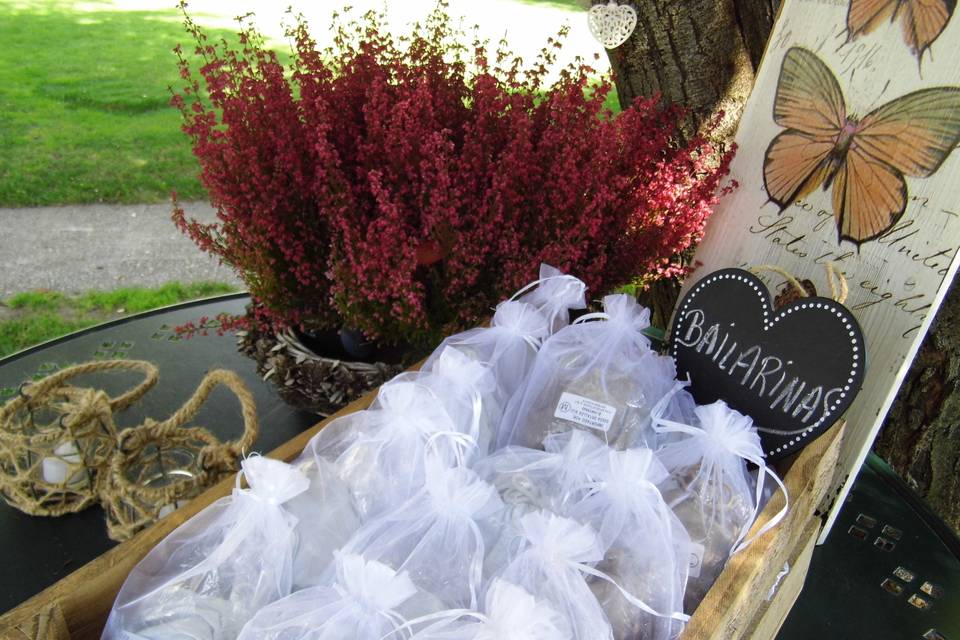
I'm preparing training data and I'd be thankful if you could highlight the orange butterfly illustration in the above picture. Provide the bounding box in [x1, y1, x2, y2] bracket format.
[763, 47, 960, 245]
[846, 0, 955, 66]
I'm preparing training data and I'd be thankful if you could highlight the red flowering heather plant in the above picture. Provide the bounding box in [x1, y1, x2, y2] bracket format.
[172, 2, 734, 349]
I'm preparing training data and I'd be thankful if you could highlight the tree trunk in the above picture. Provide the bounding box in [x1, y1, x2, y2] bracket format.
[596, 0, 781, 322]
[597, 0, 779, 138]
[600, 0, 960, 535]
[873, 280, 960, 534]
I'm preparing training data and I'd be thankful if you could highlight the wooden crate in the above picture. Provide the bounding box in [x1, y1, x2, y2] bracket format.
[0, 377, 844, 640]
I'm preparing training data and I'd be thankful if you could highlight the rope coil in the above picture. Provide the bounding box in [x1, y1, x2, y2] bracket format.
[0, 362, 259, 540]
[0, 360, 158, 516]
[101, 369, 258, 541]
[749, 262, 848, 304]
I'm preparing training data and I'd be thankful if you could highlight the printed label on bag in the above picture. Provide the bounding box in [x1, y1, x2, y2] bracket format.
[687, 542, 705, 578]
[554, 392, 617, 432]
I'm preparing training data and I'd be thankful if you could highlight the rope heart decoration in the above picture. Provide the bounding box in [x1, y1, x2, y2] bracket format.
[588, 1, 637, 49]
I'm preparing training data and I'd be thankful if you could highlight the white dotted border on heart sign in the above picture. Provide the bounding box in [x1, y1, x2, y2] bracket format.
[670, 270, 862, 457]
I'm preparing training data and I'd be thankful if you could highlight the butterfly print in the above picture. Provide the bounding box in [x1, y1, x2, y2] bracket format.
[846, 0, 955, 67]
[763, 47, 960, 245]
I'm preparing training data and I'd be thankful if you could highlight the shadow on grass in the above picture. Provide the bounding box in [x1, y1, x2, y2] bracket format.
[0, 4, 253, 206]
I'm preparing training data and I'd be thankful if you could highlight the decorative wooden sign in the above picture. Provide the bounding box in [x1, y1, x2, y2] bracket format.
[670, 268, 865, 459]
[680, 0, 960, 538]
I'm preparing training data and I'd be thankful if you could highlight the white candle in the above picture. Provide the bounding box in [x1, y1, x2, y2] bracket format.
[41, 441, 88, 487]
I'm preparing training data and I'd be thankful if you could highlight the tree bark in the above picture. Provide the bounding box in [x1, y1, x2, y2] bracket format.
[597, 0, 779, 138]
[873, 280, 960, 534]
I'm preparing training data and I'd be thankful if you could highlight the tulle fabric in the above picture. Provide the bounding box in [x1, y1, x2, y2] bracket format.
[567, 448, 690, 640]
[404, 347, 501, 459]
[475, 430, 609, 515]
[285, 456, 363, 590]
[486, 510, 615, 640]
[496, 294, 694, 450]
[340, 463, 504, 610]
[303, 380, 465, 521]
[406, 579, 573, 640]
[102, 456, 310, 640]
[512, 263, 587, 334]
[237, 552, 430, 640]
[655, 401, 763, 611]
[422, 300, 549, 404]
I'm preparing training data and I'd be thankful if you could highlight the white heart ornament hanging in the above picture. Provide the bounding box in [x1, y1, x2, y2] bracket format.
[588, 1, 637, 49]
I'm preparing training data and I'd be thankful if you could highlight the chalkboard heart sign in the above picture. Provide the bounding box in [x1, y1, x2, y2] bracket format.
[669, 268, 865, 460]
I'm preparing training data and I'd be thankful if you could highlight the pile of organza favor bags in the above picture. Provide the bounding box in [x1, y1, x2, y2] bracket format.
[103, 264, 788, 640]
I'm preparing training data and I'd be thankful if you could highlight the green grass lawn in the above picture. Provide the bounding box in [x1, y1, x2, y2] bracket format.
[0, 282, 238, 357]
[0, 0, 614, 208]
[0, 3, 228, 207]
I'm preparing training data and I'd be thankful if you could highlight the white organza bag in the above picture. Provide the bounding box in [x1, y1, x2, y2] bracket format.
[102, 456, 309, 640]
[422, 300, 549, 402]
[486, 510, 615, 640]
[404, 579, 573, 640]
[396, 347, 500, 459]
[496, 294, 692, 450]
[237, 552, 433, 640]
[511, 263, 588, 334]
[654, 401, 789, 611]
[567, 448, 691, 640]
[305, 380, 466, 521]
[341, 462, 504, 610]
[475, 430, 609, 517]
[285, 456, 363, 590]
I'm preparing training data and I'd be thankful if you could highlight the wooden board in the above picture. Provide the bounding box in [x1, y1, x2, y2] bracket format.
[681, 0, 960, 541]
[745, 517, 819, 639]
[0, 603, 69, 640]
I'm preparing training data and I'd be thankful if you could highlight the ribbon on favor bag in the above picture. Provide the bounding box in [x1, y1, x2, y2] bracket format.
[652, 414, 790, 555]
[424, 465, 502, 610]
[380, 579, 571, 640]
[520, 511, 691, 624]
[333, 552, 419, 634]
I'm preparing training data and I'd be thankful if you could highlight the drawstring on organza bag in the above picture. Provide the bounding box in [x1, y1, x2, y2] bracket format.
[494, 510, 688, 640]
[565, 447, 692, 639]
[332, 554, 418, 629]
[653, 402, 789, 556]
[489, 301, 550, 353]
[522, 511, 689, 622]
[384, 578, 573, 640]
[339, 462, 502, 613]
[237, 552, 422, 640]
[509, 263, 587, 334]
[424, 347, 494, 456]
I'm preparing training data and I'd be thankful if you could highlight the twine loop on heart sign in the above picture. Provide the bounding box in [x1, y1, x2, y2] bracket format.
[749, 262, 848, 305]
[588, 1, 637, 49]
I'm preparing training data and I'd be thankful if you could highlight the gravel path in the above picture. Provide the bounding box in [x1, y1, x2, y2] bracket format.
[0, 202, 242, 298]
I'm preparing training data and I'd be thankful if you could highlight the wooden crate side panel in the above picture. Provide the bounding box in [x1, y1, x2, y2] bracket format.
[0, 390, 380, 640]
[0, 603, 69, 640]
[745, 517, 819, 640]
[681, 420, 844, 638]
[681, 0, 960, 540]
